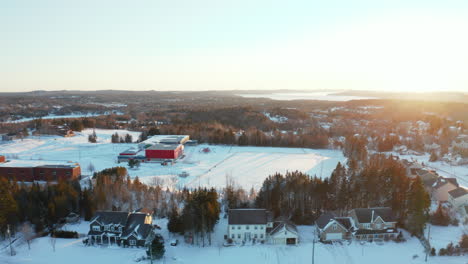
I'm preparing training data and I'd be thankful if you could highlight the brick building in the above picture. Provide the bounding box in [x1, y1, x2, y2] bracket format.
[0, 156, 81, 181]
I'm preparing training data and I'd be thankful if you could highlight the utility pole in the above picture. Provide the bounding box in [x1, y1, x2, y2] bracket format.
[312, 228, 316, 264]
[425, 225, 431, 262]
[7, 224, 14, 256]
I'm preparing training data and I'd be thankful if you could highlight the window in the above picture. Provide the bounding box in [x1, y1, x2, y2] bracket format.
[238, 226, 241, 230]
[238, 234, 241, 239]
[119, 227, 122, 232]
[260, 234, 263, 239]
[52, 171, 57, 176]
[332, 224, 337, 230]
[129, 240, 136, 246]
[92, 226, 100, 231]
[246, 226, 249, 230]
[231, 226, 235, 230]
[254, 234, 257, 238]
[254, 226, 258, 230]
[260, 226, 264, 230]
[231, 234, 235, 239]
[104, 226, 109, 231]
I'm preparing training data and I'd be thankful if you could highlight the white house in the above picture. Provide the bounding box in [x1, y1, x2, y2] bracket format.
[227, 209, 273, 244]
[268, 220, 299, 245]
[448, 187, 468, 217]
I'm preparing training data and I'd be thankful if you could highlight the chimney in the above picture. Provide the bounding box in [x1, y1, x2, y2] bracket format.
[371, 210, 374, 223]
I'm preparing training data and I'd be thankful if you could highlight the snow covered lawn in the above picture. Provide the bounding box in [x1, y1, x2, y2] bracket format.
[1, 218, 464, 264]
[0, 129, 345, 190]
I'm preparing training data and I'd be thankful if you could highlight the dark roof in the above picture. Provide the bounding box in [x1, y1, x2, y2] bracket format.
[91, 211, 128, 226]
[433, 177, 459, 189]
[121, 213, 152, 240]
[448, 187, 468, 199]
[315, 212, 337, 229]
[228, 209, 270, 225]
[352, 207, 396, 223]
[334, 217, 353, 230]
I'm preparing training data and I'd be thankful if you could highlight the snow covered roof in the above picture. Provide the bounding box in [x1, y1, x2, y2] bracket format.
[432, 177, 459, 189]
[0, 159, 80, 168]
[141, 135, 189, 145]
[269, 221, 298, 236]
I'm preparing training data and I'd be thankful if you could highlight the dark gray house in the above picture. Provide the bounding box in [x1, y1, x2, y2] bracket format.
[87, 211, 153, 247]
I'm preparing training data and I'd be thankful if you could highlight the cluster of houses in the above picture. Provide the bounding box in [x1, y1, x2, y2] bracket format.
[225, 207, 399, 245]
[402, 159, 468, 218]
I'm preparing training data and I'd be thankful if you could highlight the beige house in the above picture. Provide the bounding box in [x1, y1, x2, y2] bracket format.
[431, 177, 459, 202]
[448, 187, 468, 216]
[316, 212, 354, 242]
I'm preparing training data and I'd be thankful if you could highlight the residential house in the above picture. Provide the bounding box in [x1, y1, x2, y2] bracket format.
[227, 209, 273, 244]
[268, 217, 299, 245]
[349, 207, 398, 241]
[448, 187, 468, 217]
[316, 212, 354, 242]
[431, 177, 459, 202]
[87, 211, 154, 247]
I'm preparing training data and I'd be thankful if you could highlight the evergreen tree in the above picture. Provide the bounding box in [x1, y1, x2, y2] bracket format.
[147, 234, 165, 260]
[406, 176, 430, 236]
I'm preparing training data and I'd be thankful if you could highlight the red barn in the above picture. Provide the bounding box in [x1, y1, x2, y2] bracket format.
[0, 155, 5, 163]
[145, 144, 184, 160]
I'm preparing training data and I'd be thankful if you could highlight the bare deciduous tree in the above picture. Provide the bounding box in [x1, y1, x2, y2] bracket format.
[20, 222, 35, 250]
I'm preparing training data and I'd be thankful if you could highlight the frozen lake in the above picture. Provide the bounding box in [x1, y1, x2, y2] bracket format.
[237, 92, 377, 101]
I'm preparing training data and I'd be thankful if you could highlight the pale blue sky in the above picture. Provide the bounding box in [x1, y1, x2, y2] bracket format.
[1, 0, 467, 92]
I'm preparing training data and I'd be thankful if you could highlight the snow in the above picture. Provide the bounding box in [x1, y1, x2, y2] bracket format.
[0, 129, 345, 190]
[1, 217, 464, 264]
[263, 112, 288, 123]
[394, 153, 468, 188]
[425, 224, 467, 251]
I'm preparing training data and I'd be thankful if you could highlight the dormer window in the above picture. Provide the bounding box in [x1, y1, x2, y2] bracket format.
[92, 226, 100, 231]
[104, 225, 109, 231]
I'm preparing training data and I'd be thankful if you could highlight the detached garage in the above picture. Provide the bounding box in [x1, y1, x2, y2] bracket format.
[268, 222, 299, 245]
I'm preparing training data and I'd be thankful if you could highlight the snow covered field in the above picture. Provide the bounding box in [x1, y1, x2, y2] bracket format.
[1, 217, 464, 264]
[0, 129, 345, 190]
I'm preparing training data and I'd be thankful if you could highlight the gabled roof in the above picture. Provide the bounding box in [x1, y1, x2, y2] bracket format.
[121, 213, 152, 240]
[91, 211, 128, 226]
[448, 187, 468, 199]
[334, 217, 353, 230]
[315, 212, 337, 229]
[351, 207, 396, 223]
[228, 209, 271, 225]
[269, 221, 298, 236]
[432, 177, 459, 189]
